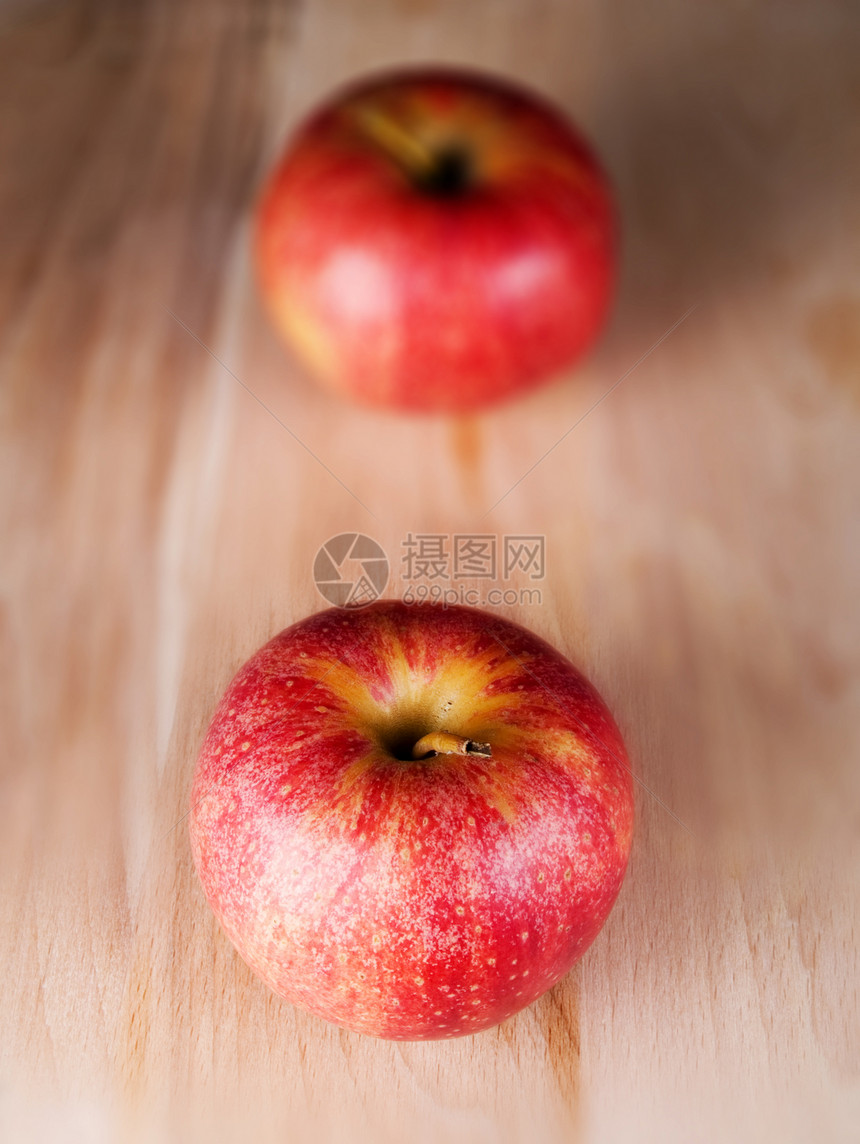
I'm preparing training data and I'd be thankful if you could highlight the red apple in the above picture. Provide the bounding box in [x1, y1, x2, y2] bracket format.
[254, 68, 616, 413]
[190, 601, 633, 1040]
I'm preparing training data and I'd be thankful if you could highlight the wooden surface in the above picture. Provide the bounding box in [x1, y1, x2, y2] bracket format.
[1, 1, 859, 1141]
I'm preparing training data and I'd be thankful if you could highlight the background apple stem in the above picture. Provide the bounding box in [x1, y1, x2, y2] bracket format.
[353, 105, 436, 181]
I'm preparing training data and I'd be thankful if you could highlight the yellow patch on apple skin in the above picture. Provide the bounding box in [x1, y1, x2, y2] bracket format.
[272, 293, 340, 387]
[371, 611, 420, 700]
[280, 615, 610, 833]
[481, 142, 597, 194]
[299, 656, 381, 725]
[479, 779, 518, 825]
[335, 752, 380, 801]
[449, 636, 532, 694]
[300, 621, 532, 734]
[526, 726, 600, 776]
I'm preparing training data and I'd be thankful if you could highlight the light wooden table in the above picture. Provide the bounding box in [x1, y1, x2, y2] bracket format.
[1, 1, 858, 1141]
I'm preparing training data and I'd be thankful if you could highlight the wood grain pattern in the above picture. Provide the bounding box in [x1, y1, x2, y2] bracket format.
[1, 1, 858, 1141]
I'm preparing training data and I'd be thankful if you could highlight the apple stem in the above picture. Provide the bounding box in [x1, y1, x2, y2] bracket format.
[411, 732, 492, 760]
[353, 105, 438, 183]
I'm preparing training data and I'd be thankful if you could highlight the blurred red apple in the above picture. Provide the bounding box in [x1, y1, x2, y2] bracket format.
[190, 601, 633, 1040]
[255, 68, 616, 412]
